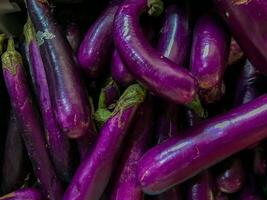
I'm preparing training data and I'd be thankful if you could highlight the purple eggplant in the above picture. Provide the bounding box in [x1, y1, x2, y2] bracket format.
[111, 49, 135, 87]
[78, 0, 123, 77]
[216, 157, 245, 194]
[63, 84, 146, 200]
[1, 38, 63, 200]
[228, 38, 244, 66]
[0, 110, 29, 194]
[190, 14, 230, 103]
[27, 0, 91, 139]
[94, 78, 120, 127]
[0, 188, 43, 200]
[65, 22, 82, 53]
[187, 171, 214, 200]
[23, 17, 73, 182]
[213, 0, 267, 75]
[110, 97, 154, 200]
[114, 0, 203, 111]
[137, 94, 267, 194]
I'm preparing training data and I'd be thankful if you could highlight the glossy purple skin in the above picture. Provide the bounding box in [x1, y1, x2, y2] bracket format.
[213, 0, 267, 74]
[1, 111, 29, 194]
[190, 14, 230, 103]
[27, 29, 73, 182]
[27, 0, 91, 139]
[63, 84, 145, 200]
[66, 23, 82, 53]
[137, 94, 267, 194]
[216, 158, 245, 193]
[114, 0, 198, 104]
[77, 1, 122, 77]
[0, 188, 43, 200]
[157, 5, 191, 66]
[228, 38, 244, 66]
[187, 171, 214, 200]
[111, 49, 135, 87]
[1, 40, 63, 200]
[110, 99, 153, 200]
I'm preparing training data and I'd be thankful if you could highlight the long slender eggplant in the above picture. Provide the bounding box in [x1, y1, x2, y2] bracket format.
[110, 97, 154, 200]
[228, 38, 244, 66]
[27, 0, 91, 138]
[114, 0, 203, 113]
[0, 110, 29, 194]
[190, 14, 230, 103]
[0, 188, 43, 200]
[64, 84, 146, 200]
[94, 78, 120, 127]
[23, 17, 73, 182]
[213, 0, 267, 74]
[111, 49, 135, 87]
[78, 0, 123, 77]
[137, 94, 267, 194]
[1, 38, 63, 200]
[65, 22, 82, 53]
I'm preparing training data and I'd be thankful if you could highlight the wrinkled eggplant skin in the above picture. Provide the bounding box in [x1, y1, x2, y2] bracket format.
[1, 39, 63, 200]
[111, 49, 135, 87]
[64, 84, 145, 200]
[78, 1, 122, 77]
[187, 171, 214, 200]
[157, 5, 191, 66]
[216, 157, 245, 194]
[66, 23, 82, 53]
[213, 0, 267, 75]
[137, 94, 267, 194]
[25, 20, 73, 182]
[114, 0, 198, 104]
[0, 111, 29, 194]
[0, 188, 43, 200]
[110, 98, 154, 200]
[190, 14, 230, 103]
[27, 0, 91, 139]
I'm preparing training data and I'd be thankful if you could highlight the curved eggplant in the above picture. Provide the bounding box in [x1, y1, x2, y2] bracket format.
[190, 14, 230, 103]
[213, 0, 267, 75]
[27, 0, 91, 138]
[63, 84, 146, 200]
[1, 38, 63, 200]
[137, 94, 267, 194]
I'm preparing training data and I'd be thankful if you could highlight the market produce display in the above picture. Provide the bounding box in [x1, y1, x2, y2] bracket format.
[1, 0, 267, 199]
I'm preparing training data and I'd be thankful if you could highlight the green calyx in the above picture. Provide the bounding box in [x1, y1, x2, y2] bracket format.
[23, 16, 36, 44]
[1, 38, 23, 75]
[147, 0, 164, 17]
[0, 33, 6, 55]
[94, 108, 112, 127]
[186, 95, 207, 119]
[112, 84, 146, 116]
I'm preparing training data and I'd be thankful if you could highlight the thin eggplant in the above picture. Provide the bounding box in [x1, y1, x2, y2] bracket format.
[111, 49, 135, 87]
[137, 94, 267, 194]
[63, 84, 146, 200]
[77, 0, 123, 77]
[114, 0, 203, 113]
[1, 38, 63, 200]
[65, 22, 82, 53]
[216, 157, 245, 194]
[213, 0, 267, 75]
[0, 110, 29, 194]
[228, 38, 244, 66]
[23, 17, 73, 182]
[0, 188, 43, 200]
[0, 111, 30, 194]
[110, 97, 154, 200]
[190, 14, 230, 103]
[27, 0, 91, 138]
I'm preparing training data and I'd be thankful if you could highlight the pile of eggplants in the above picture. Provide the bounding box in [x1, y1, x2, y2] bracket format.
[2, 0, 267, 199]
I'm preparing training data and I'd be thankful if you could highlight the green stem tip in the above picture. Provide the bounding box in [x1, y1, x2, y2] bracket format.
[186, 95, 207, 119]
[147, 0, 164, 17]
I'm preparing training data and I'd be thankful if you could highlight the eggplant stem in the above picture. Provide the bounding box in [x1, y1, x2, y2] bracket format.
[186, 96, 207, 119]
[147, 0, 164, 17]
